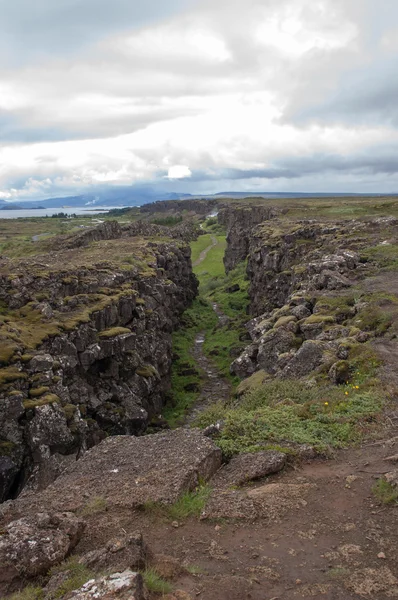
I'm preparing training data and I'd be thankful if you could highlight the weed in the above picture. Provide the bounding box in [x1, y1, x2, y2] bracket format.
[195, 380, 383, 457]
[141, 568, 173, 594]
[372, 479, 398, 504]
[144, 483, 212, 521]
[80, 495, 107, 516]
[49, 557, 95, 598]
[7, 587, 43, 600]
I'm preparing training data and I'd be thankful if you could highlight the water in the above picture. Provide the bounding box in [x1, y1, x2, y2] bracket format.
[0, 207, 115, 219]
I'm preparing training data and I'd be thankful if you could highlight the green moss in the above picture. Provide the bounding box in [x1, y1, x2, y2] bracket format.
[0, 367, 27, 385]
[304, 315, 335, 325]
[0, 440, 16, 456]
[62, 403, 77, 420]
[23, 394, 60, 410]
[136, 298, 146, 305]
[136, 365, 159, 378]
[20, 354, 34, 363]
[237, 370, 268, 396]
[274, 315, 297, 328]
[28, 386, 50, 398]
[0, 342, 19, 365]
[98, 326, 131, 338]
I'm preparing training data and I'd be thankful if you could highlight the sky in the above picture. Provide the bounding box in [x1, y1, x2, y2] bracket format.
[1, 0, 398, 200]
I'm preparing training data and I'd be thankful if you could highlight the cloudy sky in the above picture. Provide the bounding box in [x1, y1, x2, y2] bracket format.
[1, 0, 398, 200]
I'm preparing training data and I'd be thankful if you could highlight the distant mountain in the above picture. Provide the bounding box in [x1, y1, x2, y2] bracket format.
[1, 187, 395, 210]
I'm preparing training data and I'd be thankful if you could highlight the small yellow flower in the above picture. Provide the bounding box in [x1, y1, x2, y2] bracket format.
[355, 385, 359, 389]
[346, 381, 349, 385]
[345, 391, 349, 396]
[324, 402, 329, 406]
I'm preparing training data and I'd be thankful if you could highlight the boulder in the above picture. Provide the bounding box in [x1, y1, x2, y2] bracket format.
[79, 532, 149, 572]
[5, 429, 222, 515]
[0, 512, 85, 585]
[329, 360, 350, 385]
[256, 328, 296, 374]
[214, 451, 286, 487]
[281, 340, 325, 378]
[63, 570, 145, 599]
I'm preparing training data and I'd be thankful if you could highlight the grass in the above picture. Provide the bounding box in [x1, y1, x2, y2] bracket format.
[7, 587, 43, 600]
[372, 479, 398, 504]
[144, 482, 212, 521]
[194, 379, 384, 457]
[48, 557, 95, 598]
[79, 495, 108, 516]
[141, 568, 173, 594]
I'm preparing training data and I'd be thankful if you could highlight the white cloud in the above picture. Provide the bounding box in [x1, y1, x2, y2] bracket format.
[166, 165, 192, 179]
[1, 0, 398, 198]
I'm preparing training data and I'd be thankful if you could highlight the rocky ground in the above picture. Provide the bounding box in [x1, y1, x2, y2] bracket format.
[2, 197, 398, 599]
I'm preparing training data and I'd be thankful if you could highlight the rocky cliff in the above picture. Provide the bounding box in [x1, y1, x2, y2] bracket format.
[231, 214, 398, 383]
[0, 223, 198, 501]
[218, 203, 281, 272]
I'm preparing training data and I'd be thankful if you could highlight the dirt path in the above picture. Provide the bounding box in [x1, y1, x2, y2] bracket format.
[184, 329, 232, 425]
[193, 234, 218, 267]
[77, 424, 398, 600]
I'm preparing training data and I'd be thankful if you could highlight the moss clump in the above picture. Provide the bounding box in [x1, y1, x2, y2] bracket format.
[304, 315, 335, 325]
[23, 394, 60, 410]
[237, 370, 268, 396]
[136, 365, 159, 378]
[29, 386, 50, 398]
[20, 354, 34, 363]
[0, 367, 27, 386]
[0, 440, 16, 456]
[62, 403, 77, 420]
[98, 326, 131, 338]
[136, 297, 146, 305]
[0, 342, 19, 365]
[274, 315, 297, 328]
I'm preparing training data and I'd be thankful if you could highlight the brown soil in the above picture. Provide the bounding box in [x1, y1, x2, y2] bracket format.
[66, 425, 398, 600]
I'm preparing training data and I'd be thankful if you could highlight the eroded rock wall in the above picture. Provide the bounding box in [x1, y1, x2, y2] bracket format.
[218, 204, 281, 272]
[0, 229, 198, 500]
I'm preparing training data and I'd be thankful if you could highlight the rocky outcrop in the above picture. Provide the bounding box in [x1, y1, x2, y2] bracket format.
[231, 215, 398, 381]
[140, 198, 218, 215]
[0, 227, 198, 500]
[218, 204, 281, 271]
[0, 511, 85, 585]
[0, 429, 222, 520]
[63, 570, 145, 600]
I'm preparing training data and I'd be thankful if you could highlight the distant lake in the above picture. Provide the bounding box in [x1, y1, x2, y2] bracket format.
[0, 207, 117, 219]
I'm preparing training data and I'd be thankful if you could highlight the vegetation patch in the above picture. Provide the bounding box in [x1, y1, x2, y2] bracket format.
[195, 379, 384, 457]
[48, 557, 95, 598]
[7, 586, 44, 600]
[98, 326, 131, 338]
[144, 482, 212, 521]
[141, 568, 173, 594]
[372, 479, 398, 505]
[80, 495, 108, 516]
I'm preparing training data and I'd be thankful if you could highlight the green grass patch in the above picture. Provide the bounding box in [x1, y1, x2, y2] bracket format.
[98, 326, 131, 338]
[144, 482, 212, 521]
[372, 478, 398, 504]
[7, 587, 44, 600]
[141, 568, 173, 594]
[195, 379, 383, 457]
[79, 495, 108, 516]
[48, 557, 95, 598]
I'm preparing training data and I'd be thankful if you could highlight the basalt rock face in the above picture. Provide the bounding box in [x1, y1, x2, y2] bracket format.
[60, 218, 200, 250]
[231, 215, 398, 380]
[0, 226, 198, 500]
[218, 204, 281, 272]
[140, 198, 218, 215]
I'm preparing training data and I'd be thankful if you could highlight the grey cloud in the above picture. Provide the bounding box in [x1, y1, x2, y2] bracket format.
[0, 0, 196, 65]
